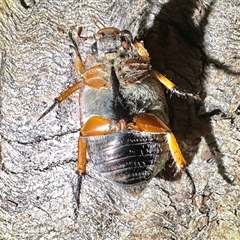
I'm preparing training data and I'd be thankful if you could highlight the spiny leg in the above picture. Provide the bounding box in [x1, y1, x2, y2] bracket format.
[37, 81, 83, 121]
[38, 32, 85, 121]
[166, 132, 187, 170]
[133, 39, 150, 63]
[152, 70, 201, 101]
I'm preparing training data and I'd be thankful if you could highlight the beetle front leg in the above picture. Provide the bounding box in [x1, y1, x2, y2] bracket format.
[129, 113, 187, 171]
[152, 70, 201, 101]
[133, 39, 150, 63]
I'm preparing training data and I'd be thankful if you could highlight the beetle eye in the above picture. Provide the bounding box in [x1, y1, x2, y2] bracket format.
[120, 36, 130, 49]
[91, 42, 98, 54]
[120, 36, 127, 42]
[120, 30, 133, 49]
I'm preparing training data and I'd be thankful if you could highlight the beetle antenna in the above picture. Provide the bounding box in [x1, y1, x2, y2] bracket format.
[76, 27, 95, 40]
[68, 31, 79, 50]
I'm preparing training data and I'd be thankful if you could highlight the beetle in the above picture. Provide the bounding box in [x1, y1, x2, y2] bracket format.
[38, 27, 200, 201]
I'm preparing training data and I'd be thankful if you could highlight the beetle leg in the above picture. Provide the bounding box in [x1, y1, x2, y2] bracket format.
[133, 39, 150, 63]
[77, 137, 87, 174]
[152, 70, 201, 101]
[129, 113, 170, 132]
[166, 132, 187, 170]
[81, 116, 126, 136]
[37, 101, 58, 122]
[76, 116, 117, 175]
[82, 65, 109, 89]
[76, 116, 126, 174]
[129, 113, 187, 170]
[120, 59, 150, 85]
[38, 81, 83, 121]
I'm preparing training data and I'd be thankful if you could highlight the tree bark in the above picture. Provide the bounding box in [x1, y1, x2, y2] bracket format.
[0, 0, 239, 239]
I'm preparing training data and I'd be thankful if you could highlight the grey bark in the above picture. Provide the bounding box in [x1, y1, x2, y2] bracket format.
[0, 0, 239, 239]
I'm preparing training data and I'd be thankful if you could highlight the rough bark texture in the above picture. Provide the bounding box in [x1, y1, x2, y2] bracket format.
[0, 0, 239, 239]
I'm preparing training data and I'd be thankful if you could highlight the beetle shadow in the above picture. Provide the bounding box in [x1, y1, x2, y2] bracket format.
[138, 0, 239, 184]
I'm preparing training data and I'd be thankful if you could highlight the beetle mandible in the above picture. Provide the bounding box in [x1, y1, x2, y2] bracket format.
[38, 27, 200, 198]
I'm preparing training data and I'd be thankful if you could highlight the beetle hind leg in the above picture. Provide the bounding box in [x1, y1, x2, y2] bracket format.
[166, 132, 187, 172]
[77, 137, 87, 174]
[129, 113, 187, 174]
[157, 132, 187, 178]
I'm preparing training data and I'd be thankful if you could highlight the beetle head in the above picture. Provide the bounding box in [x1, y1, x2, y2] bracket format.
[91, 27, 134, 60]
[92, 27, 121, 57]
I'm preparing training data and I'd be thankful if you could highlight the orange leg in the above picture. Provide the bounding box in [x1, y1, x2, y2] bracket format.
[38, 33, 111, 122]
[55, 81, 83, 102]
[129, 113, 187, 170]
[166, 132, 186, 170]
[133, 40, 150, 63]
[38, 32, 85, 121]
[97, 27, 121, 36]
[76, 115, 127, 175]
[76, 116, 115, 175]
[38, 66, 110, 121]
[152, 70, 201, 101]
[77, 137, 87, 174]
[81, 116, 126, 136]
[71, 47, 84, 75]
[82, 65, 109, 89]
[37, 81, 83, 121]
[129, 113, 171, 132]
[152, 70, 176, 89]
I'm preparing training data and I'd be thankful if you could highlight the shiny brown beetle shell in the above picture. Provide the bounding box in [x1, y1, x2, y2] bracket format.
[86, 130, 170, 195]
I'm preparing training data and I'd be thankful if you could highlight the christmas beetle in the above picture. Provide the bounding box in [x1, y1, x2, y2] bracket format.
[38, 27, 200, 201]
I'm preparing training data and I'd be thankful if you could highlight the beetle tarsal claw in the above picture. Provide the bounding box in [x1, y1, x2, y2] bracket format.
[37, 100, 58, 121]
